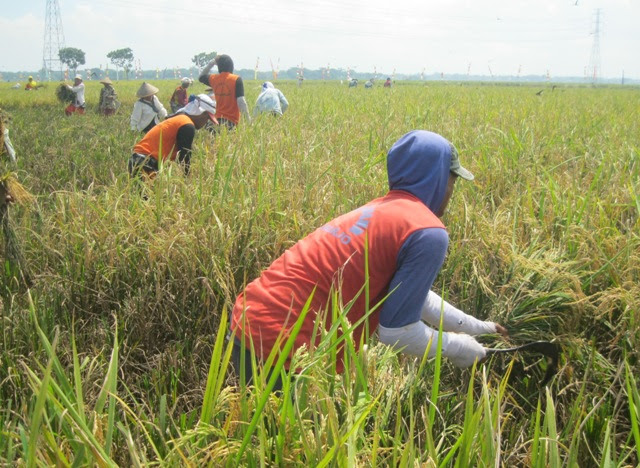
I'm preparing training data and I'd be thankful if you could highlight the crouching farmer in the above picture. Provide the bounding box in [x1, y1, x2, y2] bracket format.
[128, 94, 216, 179]
[230, 130, 507, 389]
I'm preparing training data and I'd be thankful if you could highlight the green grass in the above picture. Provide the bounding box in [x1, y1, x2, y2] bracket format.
[0, 78, 638, 465]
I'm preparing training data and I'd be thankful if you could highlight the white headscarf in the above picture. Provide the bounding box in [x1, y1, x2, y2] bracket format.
[178, 94, 216, 118]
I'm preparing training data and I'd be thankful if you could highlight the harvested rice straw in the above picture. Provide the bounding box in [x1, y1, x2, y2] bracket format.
[56, 83, 76, 103]
[0, 172, 34, 287]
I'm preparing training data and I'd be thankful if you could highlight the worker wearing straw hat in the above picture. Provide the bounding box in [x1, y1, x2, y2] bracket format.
[130, 82, 168, 133]
[64, 74, 86, 116]
[231, 130, 508, 389]
[98, 76, 120, 116]
[169, 77, 192, 113]
[128, 94, 216, 179]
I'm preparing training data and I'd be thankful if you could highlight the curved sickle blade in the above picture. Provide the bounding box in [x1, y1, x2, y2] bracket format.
[485, 341, 560, 386]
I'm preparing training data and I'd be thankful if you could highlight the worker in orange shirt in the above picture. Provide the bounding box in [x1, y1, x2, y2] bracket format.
[199, 53, 251, 132]
[128, 94, 216, 179]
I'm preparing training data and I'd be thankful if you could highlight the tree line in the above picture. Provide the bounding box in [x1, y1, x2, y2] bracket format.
[56, 49, 219, 80]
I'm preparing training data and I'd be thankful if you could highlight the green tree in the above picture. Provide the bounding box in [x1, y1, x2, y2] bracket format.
[191, 51, 217, 69]
[107, 48, 134, 80]
[58, 47, 86, 76]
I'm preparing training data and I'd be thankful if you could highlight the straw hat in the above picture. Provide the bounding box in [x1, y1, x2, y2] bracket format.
[136, 82, 159, 98]
[100, 76, 113, 85]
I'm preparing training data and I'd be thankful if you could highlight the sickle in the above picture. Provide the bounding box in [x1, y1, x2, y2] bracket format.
[485, 341, 560, 386]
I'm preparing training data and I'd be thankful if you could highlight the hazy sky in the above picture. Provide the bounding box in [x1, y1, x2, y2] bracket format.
[1, 0, 638, 78]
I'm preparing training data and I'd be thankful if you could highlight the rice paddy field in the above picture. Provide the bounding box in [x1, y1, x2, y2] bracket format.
[0, 78, 638, 466]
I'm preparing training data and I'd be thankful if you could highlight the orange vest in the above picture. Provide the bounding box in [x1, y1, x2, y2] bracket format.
[133, 115, 193, 161]
[208, 73, 240, 124]
[231, 191, 445, 371]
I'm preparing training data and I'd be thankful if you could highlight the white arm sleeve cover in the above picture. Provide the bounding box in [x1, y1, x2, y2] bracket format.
[237, 96, 251, 123]
[378, 322, 486, 368]
[3, 129, 16, 162]
[421, 290, 496, 335]
[130, 104, 142, 130]
[379, 321, 447, 358]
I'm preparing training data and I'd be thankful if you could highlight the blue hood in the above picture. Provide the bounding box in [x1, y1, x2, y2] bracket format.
[387, 130, 453, 213]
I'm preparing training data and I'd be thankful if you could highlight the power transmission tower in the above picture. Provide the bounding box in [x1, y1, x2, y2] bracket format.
[587, 8, 602, 83]
[42, 0, 66, 81]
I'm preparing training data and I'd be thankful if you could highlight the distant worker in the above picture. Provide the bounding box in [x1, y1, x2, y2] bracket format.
[24, 76, 38, 91]
[169, 77, 192, 113]
[364, 78, 374, 89]
[128, 94, 216, 179]
[0, 109, 17, 163]
[64, 74, 86, 116]
[297, 72, 304, 88]
[199, 53, 251, 131]
[130, 82, 168, 133]
[348, 78, 358, 88]
[253, 81, 289, 118]
[384, 77, 392, 88]
[98, 77, 120, 116]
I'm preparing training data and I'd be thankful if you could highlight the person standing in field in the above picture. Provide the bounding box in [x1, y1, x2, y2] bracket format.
[130, 82, 168, 133]
[97, 77, 120, 116]
[384, 77, 392, 88]
[128, 94, 216, 179]
[169, 77, 192, 113]
[24, 76, 38, 91]
[253, 81, 289, 118]
[231, 130, 508, 387]
[64, 74, 86, 116]
[199, 53, 251, 131]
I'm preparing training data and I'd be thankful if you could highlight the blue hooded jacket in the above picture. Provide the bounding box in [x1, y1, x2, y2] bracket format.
[387, 130, 453, 212]
[378, 130, 454, 328]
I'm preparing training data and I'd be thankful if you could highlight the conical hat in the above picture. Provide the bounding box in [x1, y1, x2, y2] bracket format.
[136, 82, 159, 98]
[100, 76, 113, 85]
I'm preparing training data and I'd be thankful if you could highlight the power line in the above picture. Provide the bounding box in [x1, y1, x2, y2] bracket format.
[91, 0, 590, 42]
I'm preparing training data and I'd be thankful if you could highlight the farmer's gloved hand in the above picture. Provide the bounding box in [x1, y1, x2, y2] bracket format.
[445, 333, 486, 368]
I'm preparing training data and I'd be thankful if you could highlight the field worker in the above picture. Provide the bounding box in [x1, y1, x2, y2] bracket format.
[253, 81, 289, 118]
[169, 77, 191, 113]
[128, 94, 216, 178]
[97, 77, 120, 116]
[199, 53, 251, 131]
[231, 130, 508, 387]
[348, 78, 358, 88]
[384, 77, 392, 88]
[24, 76, 38, 90]
[1, 109, 17, 163]
[64, 75, 86, 116]
[365, 78, 374, 89]
[130, 82, 168, 133]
